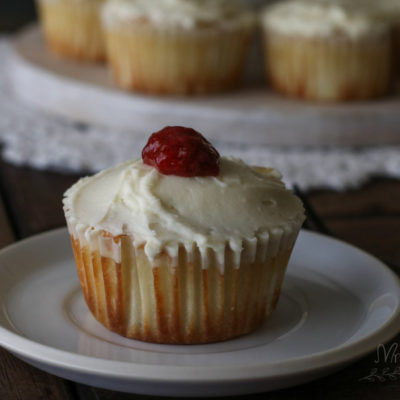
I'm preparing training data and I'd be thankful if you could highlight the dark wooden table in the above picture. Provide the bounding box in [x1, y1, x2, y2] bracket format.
[0, 156, 399, 400]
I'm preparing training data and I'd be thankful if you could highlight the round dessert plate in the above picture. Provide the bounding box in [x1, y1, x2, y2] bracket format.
[0, 228, 399, 396]
[7, 25, 400, 146]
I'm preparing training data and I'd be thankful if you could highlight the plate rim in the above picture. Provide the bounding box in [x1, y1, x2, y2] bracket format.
[0, 227, 400, 384]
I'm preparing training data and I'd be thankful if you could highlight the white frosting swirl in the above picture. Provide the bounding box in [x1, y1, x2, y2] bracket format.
[102, 0, 255, 30]
[262, 0, 389, 39]
[63, 157, 304, 262]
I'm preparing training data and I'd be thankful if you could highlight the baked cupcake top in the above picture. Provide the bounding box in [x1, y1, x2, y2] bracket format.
[261, 0, 389, 39]
[102, 0, 255, 30]
[63, 127, 304, 264]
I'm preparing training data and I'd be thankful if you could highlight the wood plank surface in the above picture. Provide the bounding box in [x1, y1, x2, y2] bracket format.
[0, 192, 14, 247]
[0, 159, 399, 399]
[0, 182, 76, 399]
[0, 350, 76, 400]
[309, 179, 400, 266]
[309, 179, 400, 217]
[0, 159, 82, 238]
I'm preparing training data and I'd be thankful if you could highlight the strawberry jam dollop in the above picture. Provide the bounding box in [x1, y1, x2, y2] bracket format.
[142, 126, 220, 177]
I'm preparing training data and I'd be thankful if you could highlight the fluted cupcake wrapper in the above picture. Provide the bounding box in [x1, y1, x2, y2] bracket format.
[103, 24, 254, 95]
[37, 0, 106, 61]
[66, 219, 298, 344]
[263, 30, 392, 102]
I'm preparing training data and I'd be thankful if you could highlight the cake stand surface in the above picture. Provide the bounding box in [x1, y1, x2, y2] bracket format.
[7, 25, 400, 147]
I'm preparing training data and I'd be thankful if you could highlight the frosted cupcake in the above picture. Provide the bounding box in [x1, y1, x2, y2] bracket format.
[63, 126, 304, 344]
[37, 0, 106, 61]
[261, 0, 393, 101]
[101, 0, 255, 95]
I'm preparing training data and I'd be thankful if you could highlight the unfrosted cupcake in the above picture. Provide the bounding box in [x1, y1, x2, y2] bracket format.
[37, 0, 106, 61]
[261, 0, 393, 101]
[101, 0, 255, 95]
[63, 126, 304, 344]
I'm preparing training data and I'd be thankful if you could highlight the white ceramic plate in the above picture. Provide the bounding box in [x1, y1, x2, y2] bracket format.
[7, 26, 400, 147]
[0, 228, 399, 397]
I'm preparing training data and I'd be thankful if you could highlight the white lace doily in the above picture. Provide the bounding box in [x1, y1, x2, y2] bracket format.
[1, 37, 400, 190]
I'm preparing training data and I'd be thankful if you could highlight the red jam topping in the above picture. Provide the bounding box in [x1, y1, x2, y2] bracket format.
[142, 126, 220, 177]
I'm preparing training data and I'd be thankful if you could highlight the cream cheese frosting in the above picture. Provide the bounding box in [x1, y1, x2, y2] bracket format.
[63, 157, 304, 265]
[262, 0, 389, 39]
[102, 0, 255, 30]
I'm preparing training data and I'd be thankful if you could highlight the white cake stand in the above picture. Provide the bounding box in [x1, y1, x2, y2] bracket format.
[6, 25, 400, 146]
